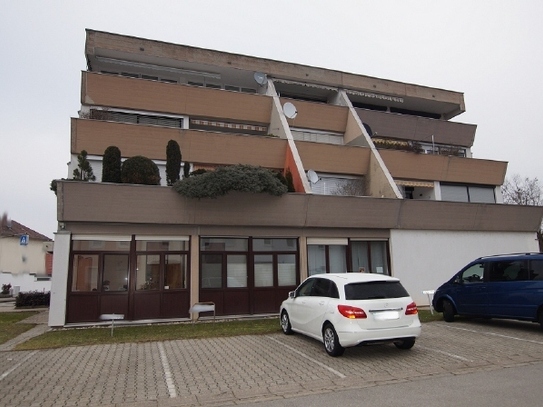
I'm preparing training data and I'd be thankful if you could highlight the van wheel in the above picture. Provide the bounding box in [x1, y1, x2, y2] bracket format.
[442, 299, 456, 322]
[538, 310, 543, 330]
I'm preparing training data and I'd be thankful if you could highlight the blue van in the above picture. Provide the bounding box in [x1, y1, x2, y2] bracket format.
[432, 253, 543, 327]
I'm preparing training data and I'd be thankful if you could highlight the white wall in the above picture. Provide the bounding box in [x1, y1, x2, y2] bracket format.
[48, 231, 71, 327]
[0, 237, 51, 293]
[389, 229, 539, 306]
[0, 273, 50, 294]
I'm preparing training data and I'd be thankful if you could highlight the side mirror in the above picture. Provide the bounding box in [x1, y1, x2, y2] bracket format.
[454, 275, 463, 284]
[288, 291, 295, 299]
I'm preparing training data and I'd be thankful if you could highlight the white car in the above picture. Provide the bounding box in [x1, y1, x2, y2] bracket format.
[280, 273, 421, 356]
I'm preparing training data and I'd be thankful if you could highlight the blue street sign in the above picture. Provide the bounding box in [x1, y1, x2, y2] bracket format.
[19, 235, 29, 246]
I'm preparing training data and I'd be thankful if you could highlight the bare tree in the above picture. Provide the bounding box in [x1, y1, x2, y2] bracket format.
[333, 179, 366, 197]
[502, 175, 542, 206]
[502, 175, 542, 251]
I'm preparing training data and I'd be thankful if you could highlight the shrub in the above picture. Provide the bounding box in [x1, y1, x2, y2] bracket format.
[102, 146, 122, 183]
[166, 140, 182, 186]
[173, 164, 288, 198]
[73, 150, 96, 181]
[121, 156, 161, 185]
[15, 291, 50, 307]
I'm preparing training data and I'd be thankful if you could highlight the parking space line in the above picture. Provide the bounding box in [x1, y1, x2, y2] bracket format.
[441, 324, 543, 345]
[157, 343, 177, 398]
[0, 351, 37, 382]
[417, 345, 473, 362]
[267, 336, 346, 378]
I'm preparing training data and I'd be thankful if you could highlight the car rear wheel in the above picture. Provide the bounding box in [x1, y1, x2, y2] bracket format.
[322, 323, 344, 357]
[280, 310, 293, 335]
[442, 299, 456, 322]
[394, 338, 415, 350]
[538, 309, 543, 331]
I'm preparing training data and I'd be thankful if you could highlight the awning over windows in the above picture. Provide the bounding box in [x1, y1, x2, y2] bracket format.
[395, 180, 434, 188]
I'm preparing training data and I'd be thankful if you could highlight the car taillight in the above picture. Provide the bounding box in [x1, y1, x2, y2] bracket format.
[338, 305, 367, 319]
[405, 302, 418, 315]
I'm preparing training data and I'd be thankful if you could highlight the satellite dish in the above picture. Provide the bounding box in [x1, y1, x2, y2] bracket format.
[253, 72, 268, 86]
[283, 102, 298, 119]
[307, 169, 319, 184]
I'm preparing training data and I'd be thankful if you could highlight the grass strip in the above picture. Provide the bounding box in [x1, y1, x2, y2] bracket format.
[12, 309, 442, 350]
[0, 312, 39, 345]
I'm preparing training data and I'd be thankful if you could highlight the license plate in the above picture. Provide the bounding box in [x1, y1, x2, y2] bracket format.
[373, 311, 400, 321]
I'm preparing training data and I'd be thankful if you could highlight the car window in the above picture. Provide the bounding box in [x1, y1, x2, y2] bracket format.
[460, 263, 484, 283]
[487, 260, 526, 282]
[344, 281, 409, 300]
[312, 278, 339, 298]
[530, 260, 543, 280]
[296, 279, 315, 297]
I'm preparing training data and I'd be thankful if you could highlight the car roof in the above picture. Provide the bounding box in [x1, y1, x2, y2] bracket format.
[308, 273, 399, 285]
[475, 252, 543, 262]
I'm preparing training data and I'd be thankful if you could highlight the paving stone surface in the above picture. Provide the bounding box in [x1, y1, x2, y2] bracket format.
[1, 309, 543, 406]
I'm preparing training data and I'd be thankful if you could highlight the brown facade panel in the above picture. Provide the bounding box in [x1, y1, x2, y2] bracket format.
[356, 108, 476, 147]
[379, 149, 507, 186]
[72, 119, 287, 168]
[399, 200, 543, 232]
[295, 141, 371, 175]
[86, 30, 466, 119]
[57, 182, 543, 233]
[83, 72, 272, 124]
[280, 98, 348, 133]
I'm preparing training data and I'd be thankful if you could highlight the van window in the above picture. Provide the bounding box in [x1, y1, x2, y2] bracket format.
[461, 263, 484, 283]
[487, 260, 526, 282]
[531, 260, 543, 280]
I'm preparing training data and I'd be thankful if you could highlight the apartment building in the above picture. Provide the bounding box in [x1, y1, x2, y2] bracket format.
[49, 29, 543, 326]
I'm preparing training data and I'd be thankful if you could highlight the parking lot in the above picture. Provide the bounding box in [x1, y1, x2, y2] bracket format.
[2, 317, 543, 406]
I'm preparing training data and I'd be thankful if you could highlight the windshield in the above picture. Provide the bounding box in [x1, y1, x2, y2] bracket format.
[344, 281, 409, 300]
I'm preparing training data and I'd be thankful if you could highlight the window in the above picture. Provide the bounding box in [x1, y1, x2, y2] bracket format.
[344, 281, 409, 300]
[135, 239, 189, 291]
[201, 254, 222, 288]
[71, 255, 99, 292]
[351, 241, 390, 275]
[103, 254, 129, 291]
[307, 239, 348, 275]
[531, 260, 543, 280]
[313, 278, 339, 298]
[296, 279, 315, 297]
[201, 237, 298, 289]
[254, 255, 273, 287]
[70, 237, 130, 292]
[487, 260, 526, 282]
[227, 255, 247, 288]
[136, 255, 160, 290]
[461, 263, 484, 283]
[441, 184, 496, 203]
[165, 254, 186, 289]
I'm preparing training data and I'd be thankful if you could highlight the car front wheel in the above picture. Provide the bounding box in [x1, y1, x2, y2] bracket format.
[442, 299, 456, 322]
[280, 310, 293, 335]
[394, 338, 415, 350]
[322, 323, 344, 357]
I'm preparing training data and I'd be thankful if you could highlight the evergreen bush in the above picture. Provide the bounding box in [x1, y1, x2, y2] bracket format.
[102, 146, 122, 183]
[166, 140, 182, 186]
[173, 164, 288, 198]
[121, 156, 161, 185]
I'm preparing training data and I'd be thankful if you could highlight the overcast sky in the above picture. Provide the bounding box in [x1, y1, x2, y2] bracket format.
[1, 0, 542, 239]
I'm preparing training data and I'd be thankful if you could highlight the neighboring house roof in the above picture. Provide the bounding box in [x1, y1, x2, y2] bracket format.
[0, 217, 52, 242]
